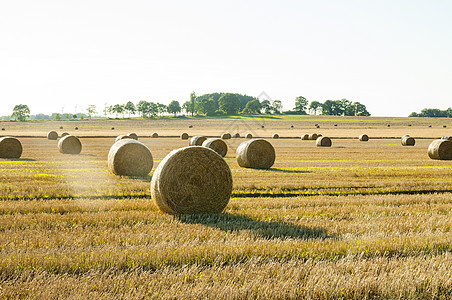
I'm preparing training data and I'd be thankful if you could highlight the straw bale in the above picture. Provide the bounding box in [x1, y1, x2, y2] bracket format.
[301, 134, 309, 140]
[0, 137, 22, 158]
[115, 135, 132, 143]
[61, 132, 69, 138]
[441, 136, 451, 141]
[245, 133, 253, 139]
[151, 146, 232, 214]
[236, 139, 275, 169]
[127, 133, 138, 140]
[401, 136, 415, 146]
[308, 133, 318, 140]
[202, 138, 228, 157]
[272, 133, 279, 139]
[189, 136, 207, 146]
[181, 133, 189, 140]
[316, 136, 332, 147]
[428, 139, 452, 160]
[221, 133, 231, 140]
[58, 135, 82, 154]
[233, 133, 240, 138]
[359, 134, 369, 141]
[151, 132, 159, 138]
[108, 139, 153, 177]
[47, 131, 58, 140]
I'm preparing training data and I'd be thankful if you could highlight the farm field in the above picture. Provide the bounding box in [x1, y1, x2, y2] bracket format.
[1, 116, 452, 299]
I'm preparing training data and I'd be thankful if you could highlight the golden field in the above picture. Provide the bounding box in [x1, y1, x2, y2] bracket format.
[0, 116, 451, 299]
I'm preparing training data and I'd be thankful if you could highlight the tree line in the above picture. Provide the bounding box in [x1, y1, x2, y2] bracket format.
[409, 108, 452, 118]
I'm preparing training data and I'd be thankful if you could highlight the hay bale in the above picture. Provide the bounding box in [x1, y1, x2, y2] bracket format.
[308, 133, 318, 140]
[151, 132, 159, 138]
[334, 124, 338, 127]
[0, 137, 22, 158]
[316, 125, 320, 128]
[59, 126, 63, 129]
[75, 127, 78, 130]
[1, 128, 5, 131]
[428, 139, 452, 160]
[127, 132, 138, 140]
[233, 133, 240, 138]
[387, 124, 390, 127]
[290, 125, 294, 128]
[429, 125, 432, 128]
[189, 136, 207, 146]
[359, 134, 369, 141]
[61, 132, 69, 138]
[111, 127, 115, 130]
[115, 135, 133, 143]
[202, 138, 228, 157]
[221, 133, 231, 140]
[441, 136, 451, 141]
[47, 131, 58, 140]
[108, 139, 153, 177]
[188, 125, 193, 128]
[316, 136, 332, 147]
[301, 134, 309, 140]
[58, 135, 82, 154]
[236, 139, 275, 169]
[261, 125, 265, 128]
[402, 134, 411, 139]
[272, 133, 279, 139]
[401, 136, 415, 146]
[181, 133, 189, 140]
[443, 125, 447, 128]
[151, 146, 232, 214]
[245, 133, 253, 139]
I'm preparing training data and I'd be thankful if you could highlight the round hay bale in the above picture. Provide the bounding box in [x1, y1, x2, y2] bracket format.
[236, 139, 275, 169]
[441, 136, 451, 141]
[233, 133, 240, 138]
[334, 124, 338, 127]
[189, 136, 207, 146]
[272, 133, 279, 139]
[61, 132, 70, 138]
[317, 134, 323, 137]
[359, 134, 369, 141]
[221, 133, 231, 140]
[1, 128, 5, 131]
[75, 127, 79, 130]
[245, 133, 253, 139]
[443, 125, 447, 128]
[115, 135, 133, 143]
[202, 138, 228, 157]
[47, 131, 58, 140]
[151, 146, 232, 214]
[408, 124, 412, 127]
[0, 137, 22, 158]
[429, 125, 432, 128]
[111, 127, 115, 130]
[58, 135, 82, 154]
[402, 134, 411, 139]
[301, 134, 309, 140]
[428, 139, 452, 160]
[59, 126, 63, 129]
[127, 132, 138, 140]
[308, 133, 318, 140]
[401, 136, 415, 146]
[316, 136, 332, 147]
[181, 133, 189, 140]
[387, 124, 390, 127]
[188, 125, 193, 128]
[316, 125, 320, 129]
[151, 132, 159, 138]
[290, 125, 294, 128]
[261, 125, 265, 128]
[108, 139, 153, 177]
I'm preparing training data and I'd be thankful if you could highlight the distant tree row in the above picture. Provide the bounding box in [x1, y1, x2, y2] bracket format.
[409, 108, 452, 118]
[291, 96, 370, 116]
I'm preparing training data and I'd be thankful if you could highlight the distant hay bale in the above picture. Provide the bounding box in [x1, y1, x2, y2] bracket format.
[301, 134, 309, 140]
[202, 138, 228, 157]
[0, 137, 22, 158]
[111, 127, 115, 130]
[272, 133, 279, 139]
[402, 134, 411, 139]
[443, 125, 447, 128]
[151, 132, 159, 138]
[151, 146, 232, 214]
[408, 124, 412, 127]
[334, 124, 338, 127]
[233, 133, 240, 138]
[127, 132, 138, 140]
[58, 135, 82, 154]
[308, 133, 318, 140]
[47, 131, 58, 140]
[61, 132, 69, 138]
[401, 136, 415, 146]
[1, 128, 5, 131]
[387, 124, 390, 127]
[75, 127, 79, 130]
[115, 135, 133, 143]
[429, 125, 432, 128]
[221, 133, 231, 140]
[261, 125, 265, 128]
[108, 139, 153, 177]
[59, 126, 63, 129]
[189, 136, 207, 146]
[441, 136, 451, 141]
[316, 136, 332, 147]
[290, 125, 294, 128]
[236, 139, 275, 169]
[188, 125, 193, 128]
[359, 134, 369, 141]
[245, 133, 253, 139]
[181, 133, 189, 140]
[428, 139, 452, 160]
[317, 134, 323, 137]
[316, 125, 320, 128]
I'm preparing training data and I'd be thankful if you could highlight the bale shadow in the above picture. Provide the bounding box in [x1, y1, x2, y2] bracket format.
[176, 213, 332, 240]
[2, 158, 36, 161]
[267, 168, 312, 174]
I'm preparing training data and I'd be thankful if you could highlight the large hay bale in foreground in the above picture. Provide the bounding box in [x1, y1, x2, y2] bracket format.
[47, 131, 58, 140]
[401, 136, 415, 146]
[301, 134, 309, 140]
[359, 134, 369, 141]
[127, 133, 138, 140]
[189, 136, 207, 146]
[221, 133, 231, 140]
[441, 136, 451, 141]
[308, 133, 318, 140]
[108, 139, 153, 177]
[181, 133, 189, 140]
[0, 137, 22, 158]
[151, 132, 159, 138]
[202, 138, 228, 157]
[245, 133, 253, 139]
[58, 135, 82, 154]
[272, 133, 279, 139]
[236, 139, 275, 169]
[316, 136, 332, 147]
[115, 135, 133, 143]
[151, 146, 232, 214]
[428, 139, 452, 160]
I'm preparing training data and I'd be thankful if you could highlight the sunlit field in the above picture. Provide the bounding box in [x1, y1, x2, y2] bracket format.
[1, 116, 451, 299]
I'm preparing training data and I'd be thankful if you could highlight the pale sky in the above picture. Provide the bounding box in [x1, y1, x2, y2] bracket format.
[1, 0, 451, 117]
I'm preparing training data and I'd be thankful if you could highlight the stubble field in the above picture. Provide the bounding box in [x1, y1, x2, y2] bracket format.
[0, 116, 451, 299]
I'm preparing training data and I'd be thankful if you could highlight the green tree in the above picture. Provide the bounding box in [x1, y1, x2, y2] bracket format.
[353, 102, 370, 116]
[261, 100, 272, 114]
[157, 103, 167, 116]
[112, 104, 125, 118]
[190, 91, 196, 117]
[11, 104, 30, 121]
[309, 101, 322, 115]
[294, 96, 308, 114]
[124, 101, 136, 117]
[137, 101, 151, 118]
[86, 105, 97, 119]
[167, 100, 181, 116]
[195, 98, 216, 116]
[242, 99, 261, 114]
[272, 100, 283, 114]
[54, 113, 61, 120]
[218, 93, 241, 115]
